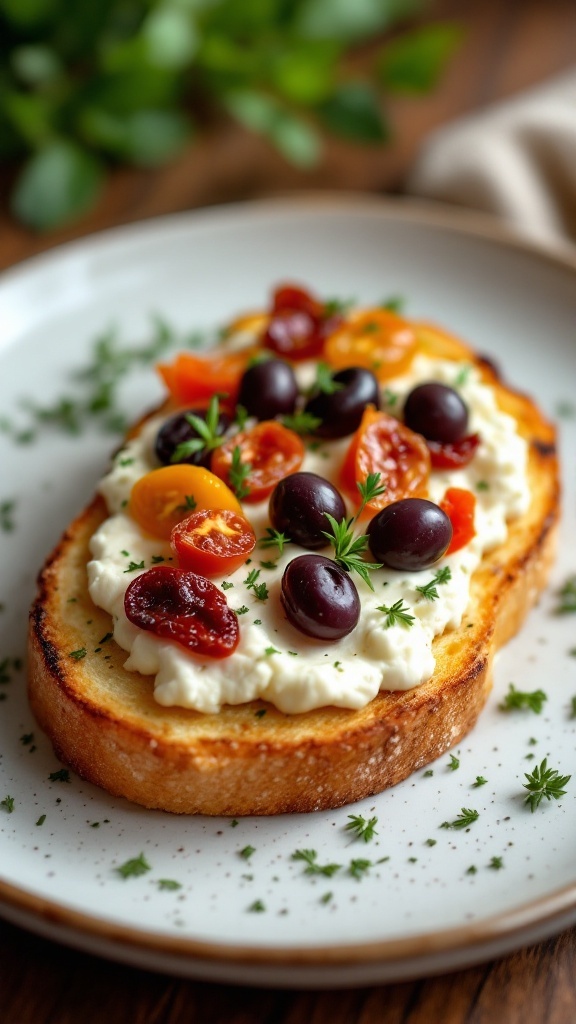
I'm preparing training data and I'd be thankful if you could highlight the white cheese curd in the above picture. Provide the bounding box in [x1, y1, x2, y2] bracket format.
[87, 355, 530, 714]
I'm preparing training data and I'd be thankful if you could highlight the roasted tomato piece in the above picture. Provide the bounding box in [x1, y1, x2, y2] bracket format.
[440, 487, 476, 553]
[341, 408, 430, 516]
[130, 465, 242, 540]
[427, 432, 481, 469]
[323, 309, 417, 381]
[171, 508, 256, 576]
[262, 282, 338, 361]
[124, 566, 239, 658]
[211, 421, 305, 503]
[272, 283, 324, 319]
[157, 350, 254, 407]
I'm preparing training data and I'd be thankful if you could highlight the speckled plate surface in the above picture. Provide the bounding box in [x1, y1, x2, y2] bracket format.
[0, 196, 575, 988]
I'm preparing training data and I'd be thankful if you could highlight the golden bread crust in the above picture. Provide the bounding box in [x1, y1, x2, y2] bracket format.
[28, 364, 559, 815]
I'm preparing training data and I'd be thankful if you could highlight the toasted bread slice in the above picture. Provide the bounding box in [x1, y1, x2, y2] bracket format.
[28, 363, 559, 815]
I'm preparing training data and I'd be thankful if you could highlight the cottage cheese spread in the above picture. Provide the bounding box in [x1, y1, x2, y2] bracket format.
[88, 355, 529, 714]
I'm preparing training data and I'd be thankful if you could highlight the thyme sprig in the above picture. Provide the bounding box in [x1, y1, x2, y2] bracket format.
[440, 808, 479, 829]
[499, 684, 548, 714]
[415, 566, 452, 601]
[292, 849, 342, 878]
[172, 395, 225, 462]
[321, 473, 385, 590]
[229, 445, 251, 500]
[523, 759, 571, 812]
[345, 814, 378, 843]
[377, 599, 415, 629]
[259, 528, 291, 555]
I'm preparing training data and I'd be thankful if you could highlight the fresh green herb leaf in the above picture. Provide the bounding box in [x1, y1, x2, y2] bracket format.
[377, 599, 415, 629]
[322, 513, 382, 591]
[173, 396, 225, 462]
[244, 568, 269, 601]
[158, 879, 182, 890]
[240, 845, 256, 860]
[69, 648, 87, 660]
[345, 814, 378, 843]
[292, 849, 341, 877]
[380, 295, 405, 313]
[523, 759, 571, 812]
[260, 560, 277, 570]
[124, 560, 145, 573]
[348, 858, 372, 880]
[281, 411, 322, 435]
[0, 500, 16, 532]
[570, 696, 576, 718]
[416, 566, 452, 601]
[259, 528, 291, 554]
[234, 606, 250, 615]
[248, 899, 265, 913]
[488, 856, 504, 870]
[117, 853, 151, 879]
[466, 865, 478, 875]
[453, 364, 472, 388]
[229, 445, 251, 500]
[557, 576, 576, 613]
[48, 769, 70, 783]
[233, 404, 249, 431]
[440, 808, 479, 829]
[447, 754, 460, 771]
[1, 795, 15, 813]
[320, 891, 333, 904]
[473, 776, 488, 788]
[425, 838, 437, 847]
[356, 472, 386, 516]
[323, 298, 355, 316]
[221, 581, 234, 590]
[476, 480, 490, 492]
[379, 24, 462, 95]
[264, 646, 280, 656]
[499, 684, 548, 714]
[308, 362, 345, 397]
[175, 495, 197, 514]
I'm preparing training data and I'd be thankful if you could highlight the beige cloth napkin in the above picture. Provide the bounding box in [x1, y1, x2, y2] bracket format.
[407, 70, 576, 246]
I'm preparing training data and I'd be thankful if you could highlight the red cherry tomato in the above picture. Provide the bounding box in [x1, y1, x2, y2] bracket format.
[440, 488, 476, 553]
[124, 566, 239, 658]
[263, 283, 339, 361]
[211, 421, 305, 503]
[341, 407, 431, 516]
[171, 508, 256, 577]
[272, 283, 323, 318]
[427, 433, 481, 469]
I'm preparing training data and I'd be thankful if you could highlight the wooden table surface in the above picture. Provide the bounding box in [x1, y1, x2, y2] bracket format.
[2, 1, 576, 1020]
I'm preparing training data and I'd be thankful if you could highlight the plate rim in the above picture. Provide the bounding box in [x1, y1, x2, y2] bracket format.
[1, 191, 576, 975]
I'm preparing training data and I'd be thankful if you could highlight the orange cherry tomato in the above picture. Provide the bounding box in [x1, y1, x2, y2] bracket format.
[440, 488, 476, 554]
[341, 407, 430, 516]
[211, 421, 305, 503]
[130, 465, 242, 540]
[156, 350, 255, 408]
[323, 308, 417, 381]
[171, 508, 256, 576]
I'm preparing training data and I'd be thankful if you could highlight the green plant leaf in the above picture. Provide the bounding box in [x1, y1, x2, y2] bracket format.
[296, 0, 424, 42]
[142, 6, 198, 70]
[224, 89, 321, 166]
[10, 45, 62, 86]
[3, 91, 54, 146]
[378, 23, 462, 94]
[317, 81, 389, 142]
[81, 107, 191, 165]
[0, 0, 56, 28]
[11, 141, 104, 230]
[270, 42, 339, 105]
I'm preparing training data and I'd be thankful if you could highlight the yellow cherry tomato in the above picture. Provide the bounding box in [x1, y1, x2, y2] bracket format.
[130, 465, 243, 540]
[323, 308, 417, 381]
[414, 323, 473, 362]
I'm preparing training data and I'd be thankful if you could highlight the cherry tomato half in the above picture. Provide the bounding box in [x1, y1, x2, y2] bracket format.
[211, 421, 305, 503]
[157, 349, 255, 407]
[124, 566, 239, 658]
[440, 487, 476, 553]
[262, 282, 338, 361]
[130, 465, 242, 540]
[341, 407, 431, 516]
[323, 308, 417, 381]
[171, 508, 256, 576]
[427, 432, 481, 469]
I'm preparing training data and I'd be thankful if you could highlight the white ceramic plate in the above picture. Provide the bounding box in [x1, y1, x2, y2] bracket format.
[0, 196, 575, 988]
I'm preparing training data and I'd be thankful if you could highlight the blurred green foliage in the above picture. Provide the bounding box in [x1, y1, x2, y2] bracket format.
[0, 0, 461, 230]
